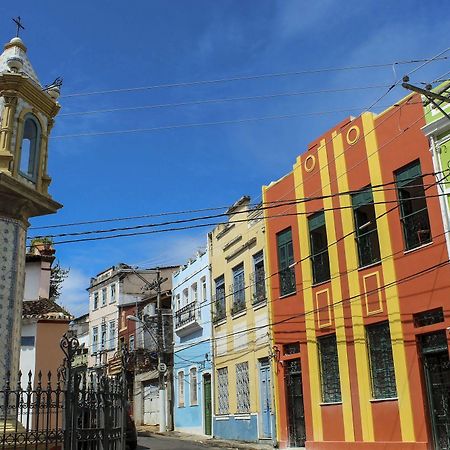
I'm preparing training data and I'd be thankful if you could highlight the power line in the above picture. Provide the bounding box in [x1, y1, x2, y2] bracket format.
[50, 105, 399, 139]
[60, 57, 449, 99]
[58, 85, 391, 117]
[28, 179, 443, 241]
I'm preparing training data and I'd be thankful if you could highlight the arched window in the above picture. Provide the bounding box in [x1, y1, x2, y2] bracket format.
[19, 114, 41, 182]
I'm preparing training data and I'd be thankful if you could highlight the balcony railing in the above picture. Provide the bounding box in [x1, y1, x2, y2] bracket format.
[213, 293, 226, 323]
[175, 302, 199, 329]
[230, 281, 246, 315]
[279, 266, 296, 296]
[250, 268, 266, 305]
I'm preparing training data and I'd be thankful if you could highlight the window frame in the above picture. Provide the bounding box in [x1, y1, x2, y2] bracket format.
[366, 321, 397, 400]
[214, 275, 226, 322]
[93, 292, 99, 310]
[308, 212, 331, 284]
[110, 284, 116, 303]
[351, 187, 381, 268]
[102, 287, 107, 306]
[178, 370, 185, 407]
[92, 327, 99, 354]
[217, 367, 229, 415]
[232, 263, 246, 315]
[235, 362, 250, 413]
[19, 114, 41, 183]
[395, 160, 432, 251]
[318, 334, 342, 403]
[252, 251, 266, 305]
[276, 228, 296, 296]
[109, 320, 116, 350]
[189, 367, 198, 406]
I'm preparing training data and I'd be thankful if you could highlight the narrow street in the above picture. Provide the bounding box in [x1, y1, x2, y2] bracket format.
[137, 435, 234, 450]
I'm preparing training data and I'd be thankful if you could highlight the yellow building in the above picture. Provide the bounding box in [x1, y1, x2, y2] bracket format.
[209, 196, 274, 443]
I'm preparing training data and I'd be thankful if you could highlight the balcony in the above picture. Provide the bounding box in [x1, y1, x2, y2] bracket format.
[250, 269, 266, 305]
[175, 302, 201, 336]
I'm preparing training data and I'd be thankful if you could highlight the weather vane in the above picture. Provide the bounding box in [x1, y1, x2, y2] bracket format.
[12, 16, 25, 37]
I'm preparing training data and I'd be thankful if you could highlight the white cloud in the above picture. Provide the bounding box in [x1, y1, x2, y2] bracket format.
[58, 268, 90, 318]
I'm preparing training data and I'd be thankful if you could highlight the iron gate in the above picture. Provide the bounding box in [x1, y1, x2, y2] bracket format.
[0, 334, 127, 450]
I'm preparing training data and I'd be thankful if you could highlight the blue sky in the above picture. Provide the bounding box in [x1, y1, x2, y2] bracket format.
[2, 1, 448, 316]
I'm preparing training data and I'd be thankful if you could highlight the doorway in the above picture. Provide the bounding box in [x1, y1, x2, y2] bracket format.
[203, 374, 212, 435]
[420, 331, 450, 450]
[284, 358, 306, 447]
[258, 358, 272, 439]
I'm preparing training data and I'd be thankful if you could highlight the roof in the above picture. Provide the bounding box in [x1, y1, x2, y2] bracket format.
[22, 298, 72, 321]
[0, 37, 41, 87]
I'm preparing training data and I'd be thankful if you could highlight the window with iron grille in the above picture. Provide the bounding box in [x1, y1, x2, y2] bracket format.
[178, 371, 185, 407]
[190, 368, 198, 405]
[367, 322, 397, 399]
[214, 276, 226, 322]
[277, 228, 296, 296]
[318, 334, 341, 403]
[395, 161, 431, 250]
[232, 264, 245, 314]
[352, 187, 381, 267]
[309, 212, 330, 284]
[236, 362, 250, 413]
[109, 320, 116, 350]
[217, 367, 229, 414]
[252, 251, 266, 304]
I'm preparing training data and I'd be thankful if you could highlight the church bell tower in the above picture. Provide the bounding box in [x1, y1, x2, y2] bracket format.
[0, 32, 62, 384]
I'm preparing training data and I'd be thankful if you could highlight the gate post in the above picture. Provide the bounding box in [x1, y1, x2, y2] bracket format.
[60, 333, 79, 450]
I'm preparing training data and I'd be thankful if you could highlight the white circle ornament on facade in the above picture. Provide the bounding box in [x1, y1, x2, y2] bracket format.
[158, 363, 167, 373]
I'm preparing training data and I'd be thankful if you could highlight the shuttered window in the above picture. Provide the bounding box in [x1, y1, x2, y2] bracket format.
[277, 228, 296, 296]
[308, 212, 330, 284]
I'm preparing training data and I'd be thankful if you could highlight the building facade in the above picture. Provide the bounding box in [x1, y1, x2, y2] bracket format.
[209, 196, 275, 443]
[172, 249, 212, 436]
[264, 93, 450, 449]
[421, 81, 450, 255]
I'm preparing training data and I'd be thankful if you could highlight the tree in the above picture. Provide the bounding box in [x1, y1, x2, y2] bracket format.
[50, 261, 69, 301]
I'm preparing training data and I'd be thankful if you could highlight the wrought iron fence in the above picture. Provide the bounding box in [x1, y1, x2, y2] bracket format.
[0, 334, 128, 450]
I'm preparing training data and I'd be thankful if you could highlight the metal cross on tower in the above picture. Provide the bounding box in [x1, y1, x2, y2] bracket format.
[12, 16, 25, 37]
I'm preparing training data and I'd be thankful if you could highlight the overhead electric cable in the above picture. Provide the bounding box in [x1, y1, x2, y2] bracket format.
[60, 57, 449, 99]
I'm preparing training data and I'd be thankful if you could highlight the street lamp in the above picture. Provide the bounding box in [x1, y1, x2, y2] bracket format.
[126, 314, 167, 432]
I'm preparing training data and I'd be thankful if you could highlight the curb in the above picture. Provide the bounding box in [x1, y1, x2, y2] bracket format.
[137, 430, 274, 450]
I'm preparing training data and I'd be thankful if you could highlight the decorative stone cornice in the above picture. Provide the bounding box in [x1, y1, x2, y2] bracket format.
[0, 73, 60, 118]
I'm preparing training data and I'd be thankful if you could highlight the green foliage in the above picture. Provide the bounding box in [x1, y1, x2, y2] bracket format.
[50, 261, 69, 301]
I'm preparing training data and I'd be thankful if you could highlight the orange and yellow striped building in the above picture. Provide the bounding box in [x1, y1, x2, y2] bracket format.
[263, 93, 450, 449]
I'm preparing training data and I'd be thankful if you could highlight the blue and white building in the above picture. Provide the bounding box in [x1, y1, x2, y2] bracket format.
[172, 249, 213, 436]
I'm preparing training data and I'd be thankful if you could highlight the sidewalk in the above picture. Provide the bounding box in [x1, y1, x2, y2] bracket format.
[137, 425, 275, 450]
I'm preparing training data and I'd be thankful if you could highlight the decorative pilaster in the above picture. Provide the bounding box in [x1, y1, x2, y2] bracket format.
[0, 216, 27, 386]
[0, 95, 18, 175]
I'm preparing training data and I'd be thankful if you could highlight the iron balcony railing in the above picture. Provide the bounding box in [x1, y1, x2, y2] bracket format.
[175, 302, 199, 329]
[230, 280, 246, 315]
[213, 293, 226, 323]
[279, 266, 296, 296]
[250, 268, 266, 305]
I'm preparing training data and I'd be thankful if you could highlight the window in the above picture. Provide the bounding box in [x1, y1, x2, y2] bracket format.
[176, 294, 181, 311]
[19, 115, 40, 182]
[308, 212, 330, 284]
[217, 367, 229, 414]
[119, 336, 125, 350]
[236, 362, 250, 413]
[189, 368, 198, 405]
[101, 323, 107, 349]
[129, 334, 135, 351]
[214, 276, 226, 322]
[182, 288, 189, 306]
[232, 264, 245, 314]
[92, 327, 98, 354]
[395, 161, 431, 250]
[201, 277, 207, 303]
[21, 336, 35, 347]
[178, 371, 185, 407]
[109, 321, 116, 350]
[110, 284, 116, 303]
[367, 322, 397, 399]
[277, 228, 296, 296]
[102, 287, 107, 306]
[352, 187, 381, 267]
[191, 283, 198, 303]
[252, 251, 266, 304]
[93, 292, 99, 310]
[318, 334, 341, 403]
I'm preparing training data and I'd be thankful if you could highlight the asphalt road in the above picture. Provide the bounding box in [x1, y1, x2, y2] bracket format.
[137, 435, 233, 450]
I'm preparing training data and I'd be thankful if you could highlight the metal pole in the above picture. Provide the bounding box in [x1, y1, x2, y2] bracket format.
[156, 269, 167, 433]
